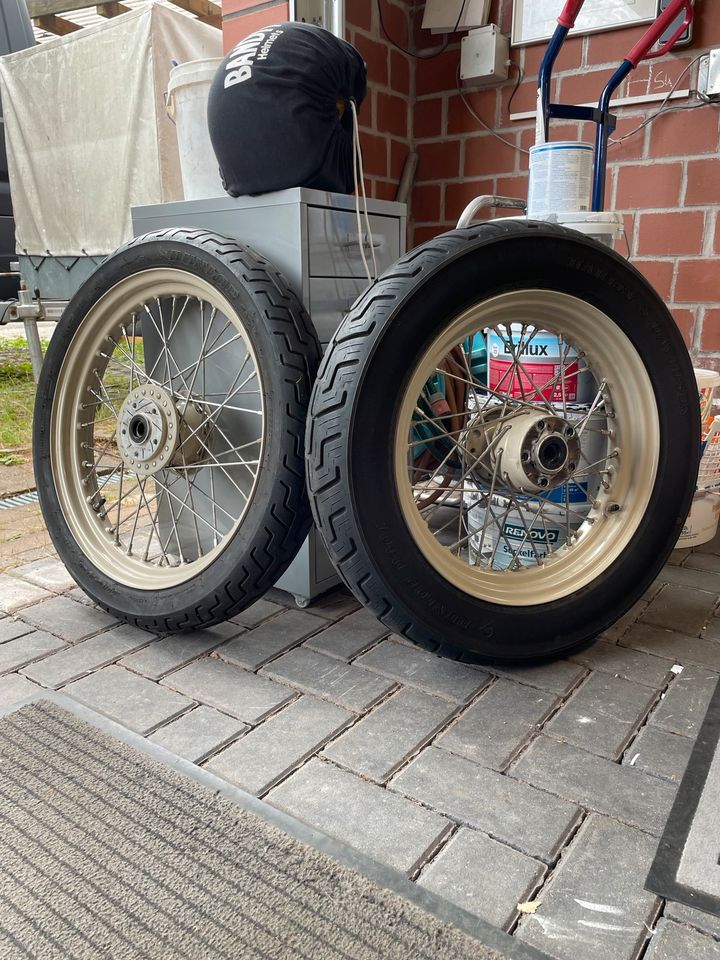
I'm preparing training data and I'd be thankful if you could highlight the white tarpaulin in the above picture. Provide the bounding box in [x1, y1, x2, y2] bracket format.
[0, 3, 221, 256]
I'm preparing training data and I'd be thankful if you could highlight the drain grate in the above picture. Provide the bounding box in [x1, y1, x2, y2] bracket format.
[0, 490, 40, 510]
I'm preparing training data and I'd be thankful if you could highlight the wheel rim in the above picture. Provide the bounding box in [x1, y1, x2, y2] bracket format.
[51, 268, 265, 590]
[394, 289, 660, 606]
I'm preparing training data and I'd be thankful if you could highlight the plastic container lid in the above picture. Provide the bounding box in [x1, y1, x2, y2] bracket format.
[167, 58, 223, 97]
[695, 368, 720, 390]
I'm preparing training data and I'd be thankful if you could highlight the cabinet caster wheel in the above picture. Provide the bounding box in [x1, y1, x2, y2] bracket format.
[294, 595, 310, 609]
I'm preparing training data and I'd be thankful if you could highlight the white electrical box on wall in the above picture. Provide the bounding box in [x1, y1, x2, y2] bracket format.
[460, 24, 509, 86]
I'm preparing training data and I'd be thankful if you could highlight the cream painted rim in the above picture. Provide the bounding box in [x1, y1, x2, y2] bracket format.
[394, 289, 660, 606]
[51, 268, 264, 590]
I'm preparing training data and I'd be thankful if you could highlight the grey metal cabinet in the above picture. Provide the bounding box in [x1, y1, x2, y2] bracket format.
[132, 187, 407, 605]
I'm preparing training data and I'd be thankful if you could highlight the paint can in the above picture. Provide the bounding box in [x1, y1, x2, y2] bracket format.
[527, 141, 594, 219]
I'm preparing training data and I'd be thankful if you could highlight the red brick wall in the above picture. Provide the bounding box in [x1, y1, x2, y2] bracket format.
[220, 0, 414, 201]
[411, 0, 720, 365]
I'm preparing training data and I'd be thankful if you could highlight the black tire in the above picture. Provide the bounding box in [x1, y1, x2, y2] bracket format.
[306, 221, 699, 662]
[34, 228, 320, 632]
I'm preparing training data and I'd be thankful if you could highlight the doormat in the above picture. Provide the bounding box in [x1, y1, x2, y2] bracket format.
[647, 675, 720, 918]
[0, 696, 547, 960]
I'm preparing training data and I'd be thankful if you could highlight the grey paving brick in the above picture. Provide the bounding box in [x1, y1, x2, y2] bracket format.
[694, 529, 720, 556]
[686, 552, 720, 574]
[646, 919, 720, 959]
[487, 659, 587, 696]
[704, 617, 720, 641]
[0, 631, 67, 674]
[512, 736, 677, 835]
[323, 687, 457, 781]
[570, 640, 674, 689]
[0, 673, 41, 708]
[121, 624, 242, 680]
[218, 610, 320, 671]
[161, 657, 294, 722]
[657, 563, 720, 595]
[12, 557, 76, 592]
[304, 608, 390, 662]
[65, 665, 192, 734]
[517, 815, 660, 960]
[436, 680, 558, 770]
[148, 706, 247, 763]
[547, 673, 658, 760]
[65, 587, 95, 606]
[648, 666, 719, 738]
[393, 745, 581, 863]
[418, 828, 546, 932]
[356, 638, 489, 703]
[18, 595, 118, 642]
[641, 584, 717, 636]
[621, 623, 720, 671]
[0, 575, 53, 614]
[267, 757, 451, 875]
[665, 901, 720, 940]
[301, 588, 361, 621]
[20, 623, 153, 688]
[623, 726, 694, 784]
[231, 598, 284, 628]
[600, 599, 648, 642]
[206, 695, 351, 794]
[0, 619, 34, 644]
[260, 647, 395, 712]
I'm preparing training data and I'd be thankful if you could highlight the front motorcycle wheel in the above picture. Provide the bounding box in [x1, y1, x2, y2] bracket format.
[306, 221, 699, 662]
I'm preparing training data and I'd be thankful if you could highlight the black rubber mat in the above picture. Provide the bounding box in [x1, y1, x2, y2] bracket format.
[0, 697, 547, 960]
[647, 675, 720, 919]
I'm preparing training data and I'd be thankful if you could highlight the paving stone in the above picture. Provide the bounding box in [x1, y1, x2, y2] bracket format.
[512, 736, 677, 835]
[704, 617, 720, 641]
[648, 666, 719, 738]
[393, 745, 581, 863]
[547, 673, 658, 760]
[517, 815, 660, 960]
[667, 550, 688, 567]
[0, 673, 41, 708]
[230, 598, 284, 628]
[148, 705, 247, 763]
[218, 610, 321, 671]
[436, 680, 558, 770]
[694, 528, 720, 557]
[261, 647, 395, 712]
[161, 657, 294, 723]
[65, 587, 95, 606]
[12, 557, 76, 592]
[304, 608, 390, 662]
[65, 665, 192, 734]
[665, 901, 720, 940]
[571, 640, 674, 689]
[487, 659, 588, 696]
[0, 619, 34, 644]
[323, 687, 457, 781]
[621, 623, 720, 671]
[267, 757, 451, 875]
[121, 624, 242, 680]
[17, 595, 118, 642]
[687, 552, 720, 574]
[0, 631, 67, 674]
[21, 624, 154, 688]
[301, 588, 362, 621]
[657, 563, 720, 596]
[623, 726, 694, 784]
[418, 828, 546, 931]
[356, 638, 489, 703]
[646, 919, 720, 959]
[0, 575, 53, 614]
[641, 584, 717, 636]
[600, 599, 648, 642]
[206, 695, 351, 794]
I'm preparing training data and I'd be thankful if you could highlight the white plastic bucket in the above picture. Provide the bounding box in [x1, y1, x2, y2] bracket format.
[167, 58, 224, 201]
[678, 492, 720, 548]
[695, 368, 720, 422]
[527, 141, 594, 219]
[551, 211, 625, 250]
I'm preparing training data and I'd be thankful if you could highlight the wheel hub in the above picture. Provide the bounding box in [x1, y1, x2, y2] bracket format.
[117, 385, 179, 475]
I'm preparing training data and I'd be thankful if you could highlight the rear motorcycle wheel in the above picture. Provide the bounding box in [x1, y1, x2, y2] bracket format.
[34, 229, 319, 632]
[306, 221, 699, 661]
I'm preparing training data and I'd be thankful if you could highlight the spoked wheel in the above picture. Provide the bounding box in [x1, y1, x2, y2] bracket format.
[307, 221, 699, 661]
[34, 229, 319, 631]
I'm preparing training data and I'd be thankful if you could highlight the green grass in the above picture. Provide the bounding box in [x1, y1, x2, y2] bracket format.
[0, 338, 49, 455]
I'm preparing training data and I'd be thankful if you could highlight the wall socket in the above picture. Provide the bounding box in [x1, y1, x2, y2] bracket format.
[698, 49, 720, 100]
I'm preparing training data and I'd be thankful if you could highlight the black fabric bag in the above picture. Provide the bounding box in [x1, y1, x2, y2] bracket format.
[207, 22, 367, 197]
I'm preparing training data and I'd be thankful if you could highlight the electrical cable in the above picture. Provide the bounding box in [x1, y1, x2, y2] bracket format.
[457, 64, 530, 155]
[349, 98, 376, 283]
[376, 0, 468, 61]
[506, 61, 525, 116]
